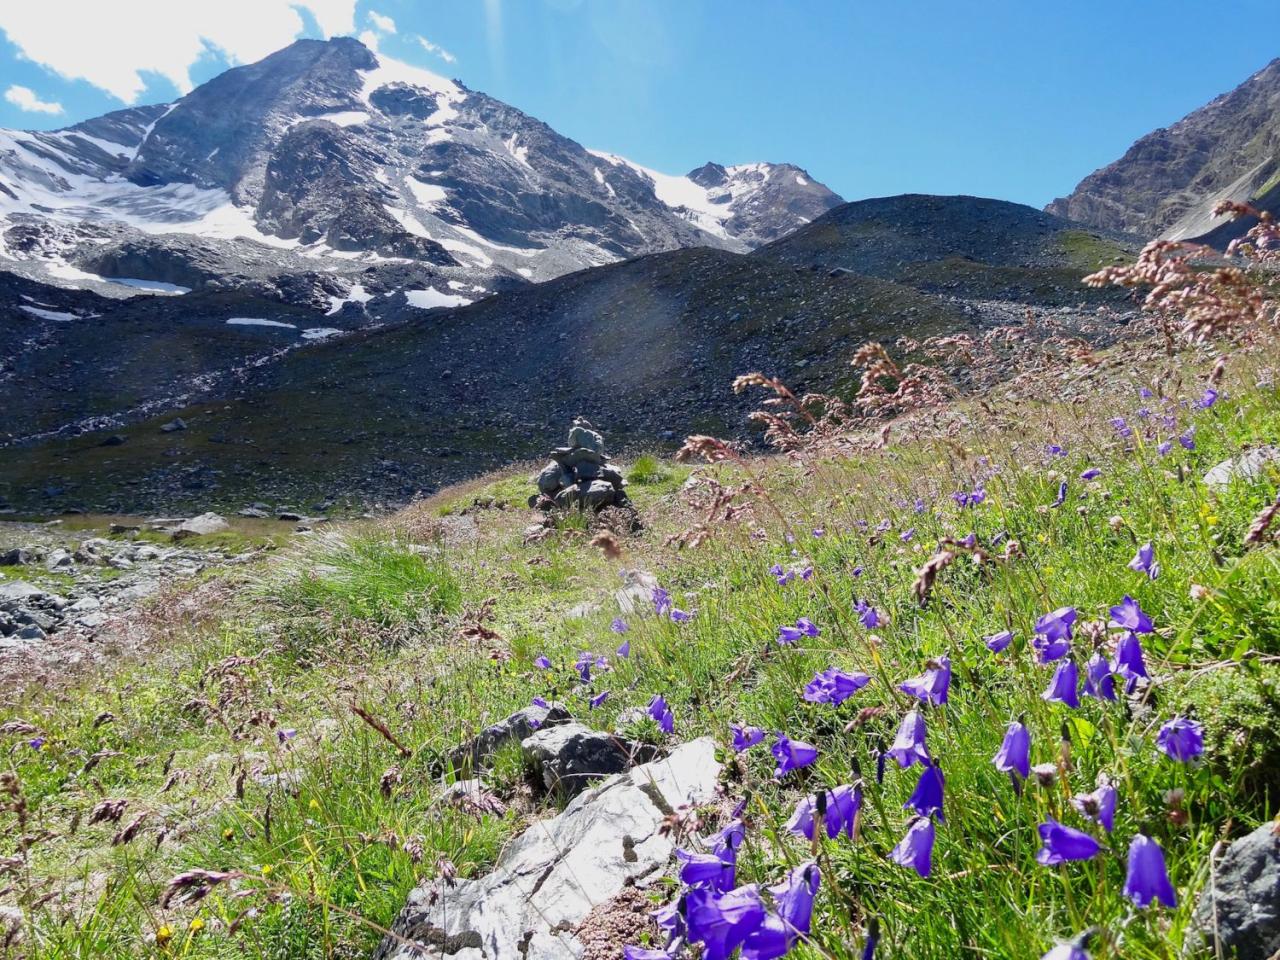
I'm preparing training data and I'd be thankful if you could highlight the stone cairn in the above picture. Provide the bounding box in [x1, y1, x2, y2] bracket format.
[530, 418, 629, 512]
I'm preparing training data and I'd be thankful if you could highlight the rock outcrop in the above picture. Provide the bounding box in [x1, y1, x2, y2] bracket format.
[375, 738, 721, 960]
[1190, 822, 1280, 960]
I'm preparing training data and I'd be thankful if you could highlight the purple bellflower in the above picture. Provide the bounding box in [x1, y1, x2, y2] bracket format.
[984, 630, 1015, 653]
[904, 763, 945, 822]
[1070, 782, 1117, 833]
[803, 667, 872, 705]
[785, 784, 862, 841]
[1124, 834, 1177, 908]
[1034, 606, 1077, 662]
[1083, 653, 1117, 702]
[856, 600, 880, 629]
[1128, 542, 1159, 580]
[1035, 819, 1102, 865]
[1156, 716, 1204, 762]
[889, 817, 935, 877]
[771, 734, 818, 777]
[899, 656, 951, 706]
[740, 863, 820, 960]
[1042, 660, 1081, 709]
[993, 721, 1031, 779]
[684, 885, 767, 960]
[1111, 631, 1149, 690]
[731, 724, 766, 753]
[1109, 595, 1154, 634]
[648, 694, 675, 734]
[887, 711, 931, 768]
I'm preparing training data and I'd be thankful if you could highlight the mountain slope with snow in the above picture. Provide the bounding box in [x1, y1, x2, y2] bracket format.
[0, 37, 842, 297]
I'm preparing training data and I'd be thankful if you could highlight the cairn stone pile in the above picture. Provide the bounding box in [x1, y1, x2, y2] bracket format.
[532, 419, 629, 511]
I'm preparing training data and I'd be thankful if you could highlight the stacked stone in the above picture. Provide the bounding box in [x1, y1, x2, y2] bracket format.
[534, 419, 628, 511]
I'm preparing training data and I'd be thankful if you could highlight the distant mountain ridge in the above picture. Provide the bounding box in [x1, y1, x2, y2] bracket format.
[0, 36, 842, 303]
[1047, 57, 1280, 243]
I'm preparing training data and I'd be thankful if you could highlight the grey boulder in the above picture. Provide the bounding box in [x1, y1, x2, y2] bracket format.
[1204, 446, 1280, 490]
[521, 721, 659, 799]
[448, 702, 571, 775]
[1190, 823, 1280, 959]
[173, 512, 229, 538]
[375, 737, 720, 960]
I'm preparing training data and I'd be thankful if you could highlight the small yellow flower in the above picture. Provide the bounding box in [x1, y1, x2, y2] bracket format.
[1205, 514, 1219, 526]
[222, 828, 235, 841]
[188, 917, 204, 934]
[308, 798, 320, 811]
[1037, 533, 1049, 544]
[156, 925, 173, 946]
[1044, 566, 1055, 575]
[261, 863, 273, 877]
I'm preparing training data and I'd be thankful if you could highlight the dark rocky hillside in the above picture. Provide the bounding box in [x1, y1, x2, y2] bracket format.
[756, 194, 1135, 302]
[0, 247, 999, 512]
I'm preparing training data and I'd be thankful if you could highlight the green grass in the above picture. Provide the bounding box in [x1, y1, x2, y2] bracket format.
[2, 354, 1280, 958]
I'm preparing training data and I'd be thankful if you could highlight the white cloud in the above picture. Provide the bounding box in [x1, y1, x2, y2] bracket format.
[4, 84, 63, 114]
[0, 1, 358, 104]
[416, 35, 457, 65]
[367, 11, 396, 34]
[358, 29, 382, 52]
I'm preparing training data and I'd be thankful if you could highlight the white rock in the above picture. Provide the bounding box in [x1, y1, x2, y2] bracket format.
[375, 738, 721, 960]
[1203, 446, 1280, 490]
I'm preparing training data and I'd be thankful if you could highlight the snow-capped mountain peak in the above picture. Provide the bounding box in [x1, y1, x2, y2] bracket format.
[0, 37, 843, 297]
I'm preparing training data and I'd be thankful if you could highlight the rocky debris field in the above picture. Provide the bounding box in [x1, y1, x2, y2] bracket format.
[0, 515, 281, 692]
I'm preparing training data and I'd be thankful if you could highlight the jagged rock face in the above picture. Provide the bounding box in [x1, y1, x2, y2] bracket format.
[688, 160, 844, 246]
[125, 37, 376, 199]
[0, 36, 842, 289]
[1047, 58, 1280, 243]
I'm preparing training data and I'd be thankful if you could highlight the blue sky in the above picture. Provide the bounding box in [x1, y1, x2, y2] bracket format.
[1, 0, 1276, 207]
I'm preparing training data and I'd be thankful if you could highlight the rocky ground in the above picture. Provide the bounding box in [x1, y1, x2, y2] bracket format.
[0, 514, 295, 694]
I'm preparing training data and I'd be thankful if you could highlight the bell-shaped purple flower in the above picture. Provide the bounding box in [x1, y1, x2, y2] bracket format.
[677, 847, 736, 892]
[1041, 931, 1094, 960]
[899, 656, 951, 706]
[887, 711, 931, 768]
[590, 690, 610, 709]
[889, 817, 935, 878]
[993, 721, 1031, 779]
[1034, 607, 1077, 662]
[534, 655, 552, 670]
[741, 862, 820, 960]
[1109, 595, 1153, 634]
[685, 885, 767, 960]
[804, 667, 872, 705]
[652, 587, 672, 616]
[903, 763, 945, 822]
[1112, 631, 1149, 690]
[1042, 659, 1081, 708]
[731, 723, 765, 753]
[1080, 468, 1102, 481]
[1124, 834, 1177, 908]
[1128, 542, 1159, 580]
[623, 948, 671, 960]
[1083, 653, 1116, 702]
[1156, 716, 1204, 762]
[575, 651, 596, 682]
[787, 784, 862, 841]
[1070, 783, 1117, 833]
[612, 617, 630, 634]
[985, 630, 1014, 653]
[771, 734, 818, 777]
[856, 600, 880, 629]
[1035, 819, 1101, 865]
[648, 694, 674, 733]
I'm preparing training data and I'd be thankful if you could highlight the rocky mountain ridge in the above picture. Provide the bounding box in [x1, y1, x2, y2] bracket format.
[0, 36, 842, 305]
[1047, 57, 1280, 243]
